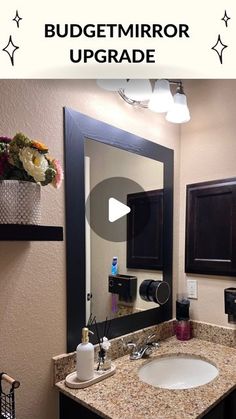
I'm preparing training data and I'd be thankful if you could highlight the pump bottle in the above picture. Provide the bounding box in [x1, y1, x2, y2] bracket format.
[76, 327, 94, 381]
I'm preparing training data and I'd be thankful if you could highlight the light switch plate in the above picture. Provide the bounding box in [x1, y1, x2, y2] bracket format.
[187, 279, 198, 299]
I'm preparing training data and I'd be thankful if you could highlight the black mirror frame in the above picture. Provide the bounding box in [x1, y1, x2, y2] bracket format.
[64, 107, 174, 352]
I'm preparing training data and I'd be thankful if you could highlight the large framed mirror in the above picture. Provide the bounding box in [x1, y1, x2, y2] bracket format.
[64, 107, 173, 352]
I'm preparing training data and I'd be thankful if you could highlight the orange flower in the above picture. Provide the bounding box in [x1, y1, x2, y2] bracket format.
[31, 140, 48, 153]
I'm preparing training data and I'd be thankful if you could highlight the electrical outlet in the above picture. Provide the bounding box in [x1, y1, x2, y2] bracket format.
[187, 279, 198, 299]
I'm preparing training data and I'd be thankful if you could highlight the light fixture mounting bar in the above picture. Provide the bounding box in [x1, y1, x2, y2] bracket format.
[117, 79, 190, 123]
[118, 89, 148, 108]
[118, 79, 183, 107]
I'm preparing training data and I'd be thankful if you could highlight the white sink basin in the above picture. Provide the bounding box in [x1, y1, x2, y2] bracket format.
[138, 355, 219, 390]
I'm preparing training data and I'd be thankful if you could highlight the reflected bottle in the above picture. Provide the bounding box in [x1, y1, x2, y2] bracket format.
[111, 257, 118, 314]
[175, 295, 192, 341]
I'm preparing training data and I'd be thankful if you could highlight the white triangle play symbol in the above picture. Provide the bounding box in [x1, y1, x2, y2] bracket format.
[108, 197, 131, 223]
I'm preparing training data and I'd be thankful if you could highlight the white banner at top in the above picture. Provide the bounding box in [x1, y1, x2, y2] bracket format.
[0, 0, 235, 78]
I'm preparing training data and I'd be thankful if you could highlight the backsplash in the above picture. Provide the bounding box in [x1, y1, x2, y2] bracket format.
[191, 320, 236, 348]
[52, 320, 174, 383]
[53, 319, 236, 384]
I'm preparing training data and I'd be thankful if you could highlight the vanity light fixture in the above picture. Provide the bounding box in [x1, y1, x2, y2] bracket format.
[148, 79, 174, 113]
[165, 83, 190, 123]
[97, 79, 191, 124]
[122, 79, 152, 101]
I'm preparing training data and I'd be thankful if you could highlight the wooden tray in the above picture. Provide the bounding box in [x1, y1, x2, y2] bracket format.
[65, 364, 116, 389]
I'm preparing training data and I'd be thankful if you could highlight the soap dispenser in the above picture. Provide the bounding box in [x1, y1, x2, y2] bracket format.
[175, 295, 191, 341]
[76, 327, 94, 381]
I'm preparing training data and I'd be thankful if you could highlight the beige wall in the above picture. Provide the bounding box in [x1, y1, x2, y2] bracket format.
[179, 80, 236, 327]
[0, 80, 180, 419]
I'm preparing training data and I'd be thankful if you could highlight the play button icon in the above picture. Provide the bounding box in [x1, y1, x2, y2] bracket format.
[108, 198, 131, 223]
[86, 176, 151, 242]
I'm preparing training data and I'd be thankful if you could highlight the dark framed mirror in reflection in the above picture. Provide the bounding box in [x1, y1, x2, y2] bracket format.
[64, 107, 173, 352]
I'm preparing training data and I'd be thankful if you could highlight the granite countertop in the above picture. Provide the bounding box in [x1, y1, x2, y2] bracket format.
[56, 336, 236, 419]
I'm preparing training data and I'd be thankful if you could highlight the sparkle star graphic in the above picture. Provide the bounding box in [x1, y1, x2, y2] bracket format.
[13, 10, 23, 28]
[221, 10, 231, 28]
[2, 35, 19, 66]
[211, 35, 228, 64]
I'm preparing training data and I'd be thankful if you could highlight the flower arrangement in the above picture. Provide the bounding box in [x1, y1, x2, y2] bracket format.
[0, 133, 63, 188]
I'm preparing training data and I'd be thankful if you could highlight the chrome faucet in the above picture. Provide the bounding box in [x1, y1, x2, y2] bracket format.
[123, 334, 159, 360]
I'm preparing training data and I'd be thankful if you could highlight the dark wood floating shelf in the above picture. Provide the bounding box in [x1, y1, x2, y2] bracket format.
[0, 224, 63, 241]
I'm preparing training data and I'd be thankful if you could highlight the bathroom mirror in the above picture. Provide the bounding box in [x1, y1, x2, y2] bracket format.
[64, 108, 173, 352]
[85, 139, 164, 322]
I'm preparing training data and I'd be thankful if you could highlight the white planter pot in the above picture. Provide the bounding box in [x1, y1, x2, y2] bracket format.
[0, 180, 41, 225]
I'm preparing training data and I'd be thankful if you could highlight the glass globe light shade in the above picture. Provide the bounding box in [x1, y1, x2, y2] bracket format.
[166, 92, 190, 123]
[148, 80, 174, 113]
[123, 79, 152, 101]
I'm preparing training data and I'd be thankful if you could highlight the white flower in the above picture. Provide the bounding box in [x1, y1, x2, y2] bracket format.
[19, 147, 48, 182]
[101, 337, 111, 351]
